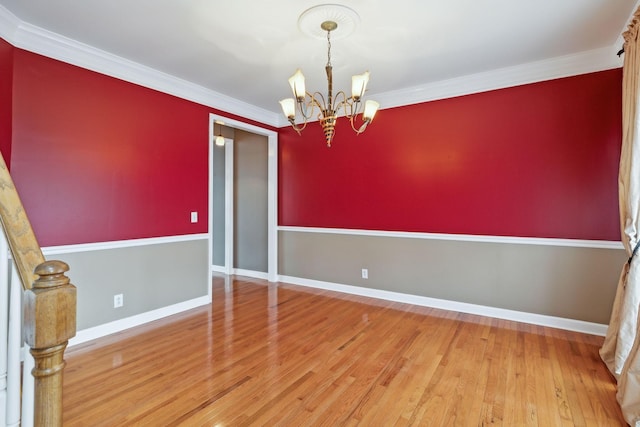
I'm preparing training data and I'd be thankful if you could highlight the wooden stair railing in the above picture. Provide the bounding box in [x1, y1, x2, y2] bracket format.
[0, 153, 76, 427]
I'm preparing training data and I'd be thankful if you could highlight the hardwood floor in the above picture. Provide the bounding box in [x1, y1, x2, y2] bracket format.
[63, 275, 625, 426]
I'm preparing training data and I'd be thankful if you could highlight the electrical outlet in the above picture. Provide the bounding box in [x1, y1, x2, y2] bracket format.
[361, 268, 368, 279]
[190, 211, 198, 223]
[114, 293, 124, 308]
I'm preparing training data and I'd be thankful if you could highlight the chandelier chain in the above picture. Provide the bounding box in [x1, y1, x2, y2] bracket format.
[326, 30, 332, 67]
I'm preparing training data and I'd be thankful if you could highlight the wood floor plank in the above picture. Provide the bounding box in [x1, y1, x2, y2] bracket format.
[62, 275, 626, 426]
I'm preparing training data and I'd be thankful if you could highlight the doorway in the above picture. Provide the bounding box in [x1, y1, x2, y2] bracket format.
[208, 114, 278, 282]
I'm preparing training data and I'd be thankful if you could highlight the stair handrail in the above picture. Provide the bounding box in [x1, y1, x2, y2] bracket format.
[0, 155, 44, 291]
[0, 153, 76, 427]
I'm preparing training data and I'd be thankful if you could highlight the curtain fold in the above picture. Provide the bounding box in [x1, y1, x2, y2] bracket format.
[600, 7, 640, 426]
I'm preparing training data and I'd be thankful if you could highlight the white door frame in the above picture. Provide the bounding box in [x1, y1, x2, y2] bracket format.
[208, 113, 278, 282]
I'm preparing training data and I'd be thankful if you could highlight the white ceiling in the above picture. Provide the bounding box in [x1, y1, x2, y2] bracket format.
[0, 1, 636, 125]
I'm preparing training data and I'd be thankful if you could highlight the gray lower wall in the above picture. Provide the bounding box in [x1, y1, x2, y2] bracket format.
[279, 230, 626, 324]
[48, 238, 209, 330]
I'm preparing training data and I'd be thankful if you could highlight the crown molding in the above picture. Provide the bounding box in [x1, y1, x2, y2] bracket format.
[0, 4, 18, 42]
[0, 5, 281, 127]
[0, 4, 626, 126]
[371, 46, 622, 110]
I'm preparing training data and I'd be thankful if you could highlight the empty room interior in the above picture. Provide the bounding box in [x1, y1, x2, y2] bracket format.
[2, 1, 640, 425]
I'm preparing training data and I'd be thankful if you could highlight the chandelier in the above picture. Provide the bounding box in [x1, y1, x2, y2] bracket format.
[280, 6, 379, 147]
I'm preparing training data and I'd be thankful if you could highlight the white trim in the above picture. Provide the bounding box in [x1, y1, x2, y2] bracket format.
[0, 4, 18, 42]
[211, 265, 226, 274]
[210, 267, 269, 281]
[267, 132, 279, 282]
[6, 264, 21, 426]
[207, 123, 214, 304]
[224, 136, 235, 276]
[233, 269, 269, 280]
[68, 295, 210, 347]
[278, 275, 608, 336]
[372, 47, 621, 110]
[278, 226, 624, 250]
[20, 346, 34, 427]
[41, 233, 209, 256]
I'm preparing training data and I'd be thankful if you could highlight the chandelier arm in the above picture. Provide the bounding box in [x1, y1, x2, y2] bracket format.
[352, 97, 363, 117]
[349, 113, 372, 134]
[334, 91, 356, 118]
[309, 92, 327, 113]
[288, 119, 308, 135]
[296, 92, 318, 121]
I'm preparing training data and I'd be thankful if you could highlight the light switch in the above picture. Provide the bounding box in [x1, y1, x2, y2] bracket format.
[190, 211, 198, 223]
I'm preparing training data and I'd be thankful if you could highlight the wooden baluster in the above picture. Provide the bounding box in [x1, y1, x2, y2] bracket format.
[23, 260, 77, 427]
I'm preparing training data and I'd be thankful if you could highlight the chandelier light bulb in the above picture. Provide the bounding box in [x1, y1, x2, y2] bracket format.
[351, 71, 370, 100]
[288, 69, 306, 101]
[279, 98, 296, 119]
[363, 100, 380, 122]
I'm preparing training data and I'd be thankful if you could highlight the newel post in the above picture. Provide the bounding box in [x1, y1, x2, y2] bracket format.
[24, 260, 77, 427]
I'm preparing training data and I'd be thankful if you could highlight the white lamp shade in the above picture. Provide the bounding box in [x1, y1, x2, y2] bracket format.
[279, 98, 296, 119]
[351, 71, 370, 99]
[215, 135, 225, 147]
[288, 69, 306, 100]
[363, 100, 379, 121]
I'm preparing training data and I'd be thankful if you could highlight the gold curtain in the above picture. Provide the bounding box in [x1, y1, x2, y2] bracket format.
[600, 7, 640, 425]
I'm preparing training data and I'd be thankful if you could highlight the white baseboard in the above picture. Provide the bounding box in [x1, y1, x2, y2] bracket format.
[211, 266, 268, 280]
[211, 264, 226, 274]
[233, 269, 269, 280]
[69, 295, 210, 347]
[277, 275, 609, 336]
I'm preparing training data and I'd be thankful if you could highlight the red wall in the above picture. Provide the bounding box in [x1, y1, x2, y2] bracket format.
[3, 38, 623, 245]
[3, 42, 274, 248]
[0, 38, 12, 166]
[279, 69, 622, 241]
[10, 49, 214, 246]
